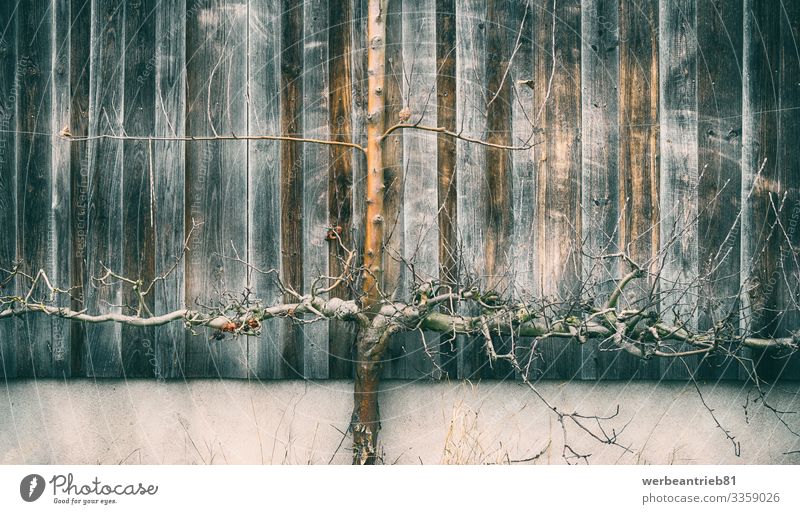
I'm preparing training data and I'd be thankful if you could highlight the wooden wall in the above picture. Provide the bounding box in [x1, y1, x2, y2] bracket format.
[0, 0, 798, 380]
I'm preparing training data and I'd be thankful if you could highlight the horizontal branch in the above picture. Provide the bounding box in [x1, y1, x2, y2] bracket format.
[380, 123, 537, 151]
[59, 132, 367, 154]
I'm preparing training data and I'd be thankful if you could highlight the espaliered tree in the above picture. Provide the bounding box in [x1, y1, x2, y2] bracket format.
[1, 0, 799, 464]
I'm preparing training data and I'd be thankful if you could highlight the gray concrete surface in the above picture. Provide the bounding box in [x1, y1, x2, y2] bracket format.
[1, 379, 798, 464]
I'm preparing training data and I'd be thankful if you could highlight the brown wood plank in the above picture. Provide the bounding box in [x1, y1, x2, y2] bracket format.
[0, 0, 18, 379]
[532, 0, 582, 380]
[301, 0, 330, 379]
[328, 0, 358, 378]
[696, 0, 742, 380]
[185, 0, 249, 378]
[612, 0, 660, 380]
[84, 0, 125, 377]
[658, 0, 699, 380]
[152, 0, 187, 379]
[435, 0, 458, 380]
[122, 0, 157, 378]
[580, 0, 620, 381]
[278, 0, 304, 378]
[248, 0, 284, 379]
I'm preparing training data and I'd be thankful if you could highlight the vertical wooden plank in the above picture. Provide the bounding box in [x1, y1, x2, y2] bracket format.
[696, 0, 742, 380]
[248, 0, 283, 379]
[580, 0, 619, 381]
[615, 0, 660, 379]
[393, 0, 440, 379]
[85, 0, 125, 377]
[740, 0, 782, 381]
[532, 0, 582, 380]
[301, 0, 330, 379]
[435, 0, 458, 379]
[52, 0, 72, 377]
[658, 0, 698, 380]
[478, 0, 517, 380]
[152, 0, 186, 379]
[122, 0, 156, 378]
[454, 0, 486, 379]
[278, 0, 304, 378]
[381, 0, 405, 378]
[0, 0, 18, 379]
[774, 0, 800, 379]
[16, 0, 56, 377]
[185, 0, 249, 378]
[69, 0, 91, 378]
[328, 0, 358, 378]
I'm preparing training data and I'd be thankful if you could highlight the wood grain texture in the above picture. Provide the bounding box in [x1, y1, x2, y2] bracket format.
[52, 0, 72, 377]
[658, 0, 698, 380]
[301, 0, 330, 379]
[328, 0, 358, 379]
[435, 0, 458, 379]
[615, 0, 660, 380]
[580, 0, 619, 380]
[122, 0, 157, 378]
[16, 0, 56, 377]
[741, 0, 783, 381]
[774, 0, 800, 379]
[391, 0, 440, 379]
[69, 0, 91, 378]
[381, 0, 406, 379]
[696, 0, 742, 380]
[278, 0, 304, 378]
[0, 0, 18, 379]
[248, 0, 284, 378]
[153, 0, 187, 379]
[185, 0, 249, 378]
[532, 0, 582, 380]
[85, 0, 124, 377]
[454, 0, 486, 379]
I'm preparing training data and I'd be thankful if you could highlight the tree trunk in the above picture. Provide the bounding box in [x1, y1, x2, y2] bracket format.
[351, 0, 387, 465]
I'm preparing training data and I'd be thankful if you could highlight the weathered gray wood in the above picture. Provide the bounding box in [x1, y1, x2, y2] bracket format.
[52, 0, 72, 377]
[775, 0, 800, 379]
[0, 0, 18, 379]
[394, 0, 440, 379]
[248, 0, 284, 379]
[454, 0, 486, 379]
[153, 0, 187, 379]
[658, 0, 698, 380]
[185, 0, 249, 378]
[614, 0, 660, 380]
[16, 0, 55, 377]
[740, 0, 782, 381]
[580, 0, 619, 381]
[696, 0, 742, 380]
[122, 0, 157, 378]
[532, 0, 582, 380]
[85, 0, 124, 377]
[69, 0, 91, 378]
[301, 0, 330, 379]
[382, 0, 406, 379]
